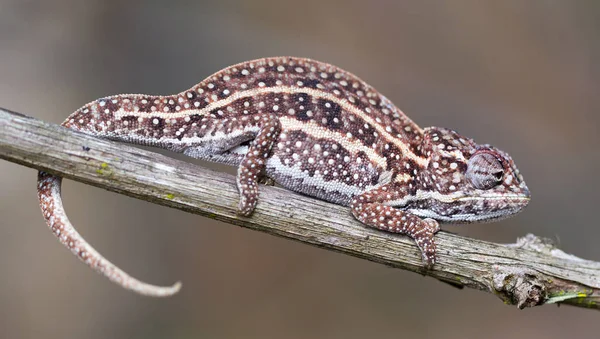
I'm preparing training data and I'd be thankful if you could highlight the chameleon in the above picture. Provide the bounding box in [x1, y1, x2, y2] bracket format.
[36, 57, 530, 297]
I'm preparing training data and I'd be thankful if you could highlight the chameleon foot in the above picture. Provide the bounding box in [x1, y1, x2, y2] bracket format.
[351, 186, 441, 267]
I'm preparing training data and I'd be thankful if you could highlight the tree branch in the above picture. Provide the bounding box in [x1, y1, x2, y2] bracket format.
[1, 107, 599, 310]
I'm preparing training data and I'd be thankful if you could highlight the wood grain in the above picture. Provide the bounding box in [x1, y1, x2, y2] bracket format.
[1, 107, 598, 310]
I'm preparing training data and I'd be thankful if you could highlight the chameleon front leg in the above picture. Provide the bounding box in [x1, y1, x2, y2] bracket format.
[236, 114, 281, 216]
[350, 184, 440, 267]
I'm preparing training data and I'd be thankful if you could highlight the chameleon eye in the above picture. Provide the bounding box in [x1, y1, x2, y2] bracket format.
[466, 152, 504, 190]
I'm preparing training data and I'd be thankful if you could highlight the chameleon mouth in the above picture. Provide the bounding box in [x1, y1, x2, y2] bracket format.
[456, 183, 531, 204]
[437, 193, 531, 205]
[409, 197, 530, 223]
[406, 187, 531, 223]
[456, 194, 531, 202]
[408, 189, 531, 206]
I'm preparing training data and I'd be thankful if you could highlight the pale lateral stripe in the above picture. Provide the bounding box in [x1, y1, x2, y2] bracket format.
[385, 190, 529, 207]
[112, 86, 427, 165]
[407, 208, 513, 223]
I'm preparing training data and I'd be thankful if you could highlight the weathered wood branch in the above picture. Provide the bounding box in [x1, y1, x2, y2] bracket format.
[1, 107, 599, 310]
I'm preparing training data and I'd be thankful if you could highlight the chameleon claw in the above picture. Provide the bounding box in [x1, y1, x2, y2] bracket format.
[419, 219, 440, 268]
[421, 247, 437, 269]
[236, 195, 257, 216]
[236, 204, 255, 217]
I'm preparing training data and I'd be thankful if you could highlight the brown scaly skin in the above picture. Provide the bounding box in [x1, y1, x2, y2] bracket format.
[37, 57, 530, 296]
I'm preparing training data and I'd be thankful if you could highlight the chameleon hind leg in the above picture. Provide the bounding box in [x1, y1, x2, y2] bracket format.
[236, 114, 281, 216]
[350, 183, 440, 267]
[183, 113, 281, 216]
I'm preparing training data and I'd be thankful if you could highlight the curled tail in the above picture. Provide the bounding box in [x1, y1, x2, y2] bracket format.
[37, 170, 181, 297]
[35, 93, 189, 296]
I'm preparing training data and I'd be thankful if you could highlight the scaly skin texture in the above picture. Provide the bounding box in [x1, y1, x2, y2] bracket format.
[37, 57, 531, 297]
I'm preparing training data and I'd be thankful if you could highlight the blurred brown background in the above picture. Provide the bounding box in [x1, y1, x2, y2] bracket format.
[1, 1, 599, 338]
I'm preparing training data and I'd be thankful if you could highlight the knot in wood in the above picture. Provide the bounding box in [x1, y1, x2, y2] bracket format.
[493, 268, 547, 309]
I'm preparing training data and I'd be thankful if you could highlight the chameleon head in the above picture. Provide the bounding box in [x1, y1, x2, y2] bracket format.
[407, 127, 531, 223]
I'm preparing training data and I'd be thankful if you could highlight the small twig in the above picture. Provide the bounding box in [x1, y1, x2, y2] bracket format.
[0, 107, 598, 310]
